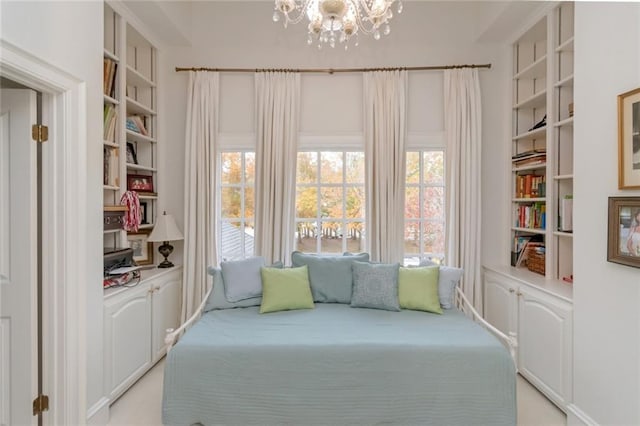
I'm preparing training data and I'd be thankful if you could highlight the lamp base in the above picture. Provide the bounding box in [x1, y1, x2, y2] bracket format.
[157, 241, 175, 268]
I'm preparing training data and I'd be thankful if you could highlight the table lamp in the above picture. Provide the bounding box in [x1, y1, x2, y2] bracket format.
[147, 211, 184, 268]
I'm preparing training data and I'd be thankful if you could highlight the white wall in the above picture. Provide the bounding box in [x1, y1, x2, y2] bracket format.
[0, 0, 104, 419]
[161, 1, 508, 266]
[571, 3, 640, 424]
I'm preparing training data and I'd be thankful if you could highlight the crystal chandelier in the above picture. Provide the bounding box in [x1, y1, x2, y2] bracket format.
[272, 0, 403, 49]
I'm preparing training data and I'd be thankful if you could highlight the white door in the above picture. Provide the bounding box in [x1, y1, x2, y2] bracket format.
[0, 89, 39, 426]
[483, 271, 517, 337]
[151, 271, 182, 362]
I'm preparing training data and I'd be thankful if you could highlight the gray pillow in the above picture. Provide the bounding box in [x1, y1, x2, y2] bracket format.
[350, 261, 400, 312]
[205, 267, 262, 311]
[419, 259, 464, 309]
[221, 256, 266, 302]
[290, 251, 370, 303]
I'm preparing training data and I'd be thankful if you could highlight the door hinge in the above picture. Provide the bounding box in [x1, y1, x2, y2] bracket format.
[31, 124, 49, 143]
[33, 394, 49, 416]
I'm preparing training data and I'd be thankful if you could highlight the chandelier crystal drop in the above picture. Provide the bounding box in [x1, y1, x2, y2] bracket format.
[273, 0, 402, 48]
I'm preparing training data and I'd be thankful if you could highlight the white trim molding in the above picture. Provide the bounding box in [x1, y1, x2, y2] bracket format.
[87, 397, 110, 425]
[0, 38, 87, 425]
[567, 404, 599, 426]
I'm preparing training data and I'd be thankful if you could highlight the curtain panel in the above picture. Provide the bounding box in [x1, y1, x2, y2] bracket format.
[444, 68, 483, 312]
[254, 72, 301, 264]
[363, 70, 408, 263]
[182, 71, 219, 322]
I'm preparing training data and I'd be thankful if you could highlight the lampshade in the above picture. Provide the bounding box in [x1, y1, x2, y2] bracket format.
[148, 212, 184, 242]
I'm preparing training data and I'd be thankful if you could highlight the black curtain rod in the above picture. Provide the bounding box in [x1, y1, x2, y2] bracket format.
[174, 64, 491, 74]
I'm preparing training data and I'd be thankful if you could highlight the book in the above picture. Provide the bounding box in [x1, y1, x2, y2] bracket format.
[559, 195, 573, 231]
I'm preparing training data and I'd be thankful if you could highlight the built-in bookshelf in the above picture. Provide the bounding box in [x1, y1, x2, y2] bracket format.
[510, 3, 574, 284]
[103, 2, 159, 259]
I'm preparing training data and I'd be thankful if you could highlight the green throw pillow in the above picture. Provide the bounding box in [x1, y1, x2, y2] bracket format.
[260, 265, 315, 314]
[398, 266, 443, 314]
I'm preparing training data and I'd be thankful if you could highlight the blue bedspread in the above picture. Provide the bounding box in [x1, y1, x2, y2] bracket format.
[162, 304, 516, 426]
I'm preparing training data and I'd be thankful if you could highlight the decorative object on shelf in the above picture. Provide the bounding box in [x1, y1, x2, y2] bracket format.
[525, 243, 545, 275]
[120, 190, 142, 232]
[126, 142, 138, 164]
[527, 114, 546, 131]
[127, 173, 154, 193]
[607, 196, 640, 268]
[127, 230, 154, 265]
[148, 211, 184, 268]
[140, 201, 149, 224]
[272, 0, 403, 49]
[618, 87, 640, 189]
[103, 205, 128, 231]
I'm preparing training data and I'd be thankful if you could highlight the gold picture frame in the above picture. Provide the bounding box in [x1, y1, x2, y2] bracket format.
[618, 87, 640, 189]
[607, 197, 640, 268]
[127, 230, 154, 266]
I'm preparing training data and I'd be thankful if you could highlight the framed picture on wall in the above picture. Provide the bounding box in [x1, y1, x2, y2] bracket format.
[607, 197, 640, 268]
[618, 87, 640, 189]
[140, 201, 149, 224]
[127, 231, 154, 265]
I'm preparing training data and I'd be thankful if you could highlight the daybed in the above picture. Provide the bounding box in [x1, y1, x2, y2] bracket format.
[162, 254, 517, 426]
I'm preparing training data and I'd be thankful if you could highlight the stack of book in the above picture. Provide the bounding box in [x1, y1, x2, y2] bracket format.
[126, 115, 148, 136]
[103, 58, 118, 98]
[512, 149, 546, 168]
[103, 105, 118, 142]
[515, 173, 546, 198]
[515, 202, 546, 229]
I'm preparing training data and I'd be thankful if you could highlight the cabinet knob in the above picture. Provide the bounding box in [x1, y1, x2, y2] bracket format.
[155, 286, 160, 292]
[509, 288, 515, 293]
[516, 291, 523, 296]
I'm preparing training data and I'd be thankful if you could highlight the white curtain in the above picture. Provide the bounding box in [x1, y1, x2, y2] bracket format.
[182, 71, 219, 322]
[254, 72, 301, 264]
[363, 70, 408, 263]
[444, 68, 483, 313]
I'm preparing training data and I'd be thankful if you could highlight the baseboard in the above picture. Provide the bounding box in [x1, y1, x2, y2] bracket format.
[87, 396, 110, 425]
[566, 404, 599, 426]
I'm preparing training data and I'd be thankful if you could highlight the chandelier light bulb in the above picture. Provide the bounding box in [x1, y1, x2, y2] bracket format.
[273, 0, 401, 48]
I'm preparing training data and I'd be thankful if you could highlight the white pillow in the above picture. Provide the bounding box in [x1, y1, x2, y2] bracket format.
[419, 259, 464, 309]
[221, 256, 265, 302]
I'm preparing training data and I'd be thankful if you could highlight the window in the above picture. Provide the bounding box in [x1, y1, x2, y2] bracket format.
[219, 151, 255, 261]
[404, 150, 445, 265]
[295, 151, 365, 254]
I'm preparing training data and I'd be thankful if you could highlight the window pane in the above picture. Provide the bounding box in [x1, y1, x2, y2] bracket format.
[244, 221, 255, 257]
[321, 187, 343, 218]
[423, 221, 445, 258]
[220, 221, 243, 261]
[297, 152, 317, 184]
[406, 151, 420, 183]
[320, 221, 342, 253]
[320, 152, 343, 184]
[346, 222, 364, 252]
[346, 187, 364, 219]
[296, 187, 318, 218]
[423, 187, 444, 220]
[346, 152, 364, 184]
[221, 187, 241, 218]
[295, 221, 317, 252]
[404, 221, 421, 254]
[405, 187, 420, 219]
[244, 187, 254, 219]
[221, 152, 242, 184]
[423, 151, 444, 184]
[244, 152, 255, 185]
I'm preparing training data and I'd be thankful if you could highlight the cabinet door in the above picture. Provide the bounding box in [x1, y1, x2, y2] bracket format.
[104, 285, 152, 400]
[151, 272, 182, 362]
[483, 271, 517, 337]
[518, 288, 572, 409]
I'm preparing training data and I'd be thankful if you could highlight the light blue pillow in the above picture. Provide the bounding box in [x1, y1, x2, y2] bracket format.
[205, 267, 262, 311]
[291, 251, 370, 303]
[350, 261, 400, 312]
[419, 259, 464, 309]
[221, 256, 265, 302]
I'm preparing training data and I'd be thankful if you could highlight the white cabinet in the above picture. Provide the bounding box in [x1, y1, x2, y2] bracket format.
[104, 267, 182, 402]
[483, 267, 573, 411]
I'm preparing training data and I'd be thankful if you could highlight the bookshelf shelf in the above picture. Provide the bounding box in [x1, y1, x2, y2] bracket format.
[512, 198, 546, 203]
[126, 163, 157, 172]
[514, 55, 547, 80]
[554, 116, 574, 128]
[104, 228, 121, 235]
[126, 65, 155, 88]
[126, 97, 156, 116]
[555, 36, 574, 53]
[126, 129, 156, 144]
[554, 231, 573, 238]
[137, 193, 158, 200]
[514, 90, 547, 110]
[512, 126, 546, 141]
[103, 140, 119, 148]
[103, 48, 119, 62]
[103, 185, 119, 191]
[138, 224, 154, 230]
[103, 94, 119, 105]
[512, 227, 547, 235]
[554, 174, 574, 180]
[554, 74, 574, 88]
[513, 163, 547, 172]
